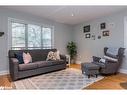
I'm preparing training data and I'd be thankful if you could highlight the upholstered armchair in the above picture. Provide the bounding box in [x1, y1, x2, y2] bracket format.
[92, 47, 125, 74]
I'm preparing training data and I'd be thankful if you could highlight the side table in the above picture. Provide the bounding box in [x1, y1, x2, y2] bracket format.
[65, 55, 70, 67]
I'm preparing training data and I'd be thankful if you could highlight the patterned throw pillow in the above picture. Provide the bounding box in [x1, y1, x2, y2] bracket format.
[46, 51, 60, 61]
[23, 52, 32, 64]
[54, 50, 60, 60]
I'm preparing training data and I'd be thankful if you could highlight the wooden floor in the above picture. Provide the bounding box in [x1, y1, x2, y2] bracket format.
[70, 64, 127, 89]
[0, 64, 127, 89]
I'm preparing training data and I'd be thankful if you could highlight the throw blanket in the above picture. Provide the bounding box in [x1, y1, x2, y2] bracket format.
[107, 47, 119, 56]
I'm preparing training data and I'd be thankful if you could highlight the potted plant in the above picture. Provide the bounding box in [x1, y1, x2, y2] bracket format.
[66, 41, 77, 63]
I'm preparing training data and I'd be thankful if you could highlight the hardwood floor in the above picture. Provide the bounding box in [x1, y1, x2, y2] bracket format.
[0, 64, 127, 89]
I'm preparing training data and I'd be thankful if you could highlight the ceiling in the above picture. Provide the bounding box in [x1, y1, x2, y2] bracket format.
[3, 6, 127, 25]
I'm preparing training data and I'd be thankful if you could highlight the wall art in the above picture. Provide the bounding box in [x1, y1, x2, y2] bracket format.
[83, 25, 90, 33]
[85, 33, 91, 38]
[103, 30, 109, 36]
[100, 22, 106, 30]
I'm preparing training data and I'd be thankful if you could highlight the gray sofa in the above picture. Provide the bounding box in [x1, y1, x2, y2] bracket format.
[8, 49, 67, 81]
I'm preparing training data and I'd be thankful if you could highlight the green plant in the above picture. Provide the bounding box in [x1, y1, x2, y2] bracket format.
[66, 41, 77, 60]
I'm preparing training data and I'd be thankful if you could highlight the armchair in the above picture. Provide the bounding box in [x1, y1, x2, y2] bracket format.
[92, 47, 125, 74]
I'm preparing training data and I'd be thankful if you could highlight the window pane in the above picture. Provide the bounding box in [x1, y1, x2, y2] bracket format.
[12, 22, 25, 47]
[28, 24, 41, 47]
[28, 47, 41, 50]
[42, 27, 52, 48]
[12, 47, 26, 50]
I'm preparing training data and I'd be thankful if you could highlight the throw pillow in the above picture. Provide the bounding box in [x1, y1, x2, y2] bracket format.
[23, 52, 32, 64]
[54, 50, 60, 60]
[104, 55, 118, 62]
[15, 52, 24, 64]
[46, 51, 60, 61]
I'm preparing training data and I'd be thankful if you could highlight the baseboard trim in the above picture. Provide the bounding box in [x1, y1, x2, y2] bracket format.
[119, 68, 127, 74]
[0, 70, 9, 75]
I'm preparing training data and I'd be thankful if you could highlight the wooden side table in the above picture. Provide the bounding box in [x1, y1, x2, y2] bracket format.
[65, 55, 70, 67]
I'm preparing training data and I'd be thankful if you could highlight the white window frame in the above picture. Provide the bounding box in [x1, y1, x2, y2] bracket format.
[8, 18, 54, 50]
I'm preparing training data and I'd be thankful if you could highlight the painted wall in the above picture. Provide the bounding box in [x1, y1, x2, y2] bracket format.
[1, 7, 127, 74]
[73, 10, 127, 71]
[0, 8, 73, 73]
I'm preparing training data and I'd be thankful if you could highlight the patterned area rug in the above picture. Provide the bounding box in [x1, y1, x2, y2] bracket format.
[14, 68, 104, 89]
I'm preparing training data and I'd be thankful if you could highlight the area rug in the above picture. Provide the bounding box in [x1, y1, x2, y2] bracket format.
[14, 68, 104, 89]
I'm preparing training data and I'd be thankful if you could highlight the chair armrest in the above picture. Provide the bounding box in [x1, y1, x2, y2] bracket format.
[105, 59, 119, 69]
[105, 59, 118, 63]
[92, 56, 101, 62]
[60, 54, 66, 61]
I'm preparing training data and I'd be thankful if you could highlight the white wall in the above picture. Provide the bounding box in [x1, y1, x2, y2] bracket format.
[73, 10, 127, 71]
[0, 8, 73, 74]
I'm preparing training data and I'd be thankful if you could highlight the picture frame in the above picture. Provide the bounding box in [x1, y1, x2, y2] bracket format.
[103, 30, 109, 36]
[85, 33, 91, 38]
[91, 35, 95, 40]
[98, 35, 101, 39]
[100, 22, 106, 30]
[83, 25, 90, 33]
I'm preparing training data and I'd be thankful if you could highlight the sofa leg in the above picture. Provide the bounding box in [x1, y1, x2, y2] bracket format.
[88, 75, 90, 78]
[95, 74, 98, 78]
[114, 72, 117, 75]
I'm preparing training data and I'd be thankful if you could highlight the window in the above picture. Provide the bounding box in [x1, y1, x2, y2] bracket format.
[28, 24, 41, 49]
[12, 22, 26, 50]
[11, 21, 53, 50]
[42, 27, 52, 49]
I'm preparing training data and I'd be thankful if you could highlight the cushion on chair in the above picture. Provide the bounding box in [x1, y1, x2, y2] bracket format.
[105, 48, 119, 58]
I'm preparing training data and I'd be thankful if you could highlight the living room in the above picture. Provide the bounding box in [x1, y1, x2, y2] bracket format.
[0, 2, 127, 94]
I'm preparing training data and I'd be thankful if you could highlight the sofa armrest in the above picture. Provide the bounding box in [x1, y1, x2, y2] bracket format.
[92, 56, 101, 62]
[60, 54, 66, 61]
[9, 58, 19, 80]
[11, 58, 19, 63]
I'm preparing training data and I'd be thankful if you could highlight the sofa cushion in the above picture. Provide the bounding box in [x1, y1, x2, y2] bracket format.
[19, 62, 38, 71]
[37, 60, 65, 68]
[49, 60, 65, 65]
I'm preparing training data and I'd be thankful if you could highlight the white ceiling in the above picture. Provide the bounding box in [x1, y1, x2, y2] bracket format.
[3, 6, 127, 25]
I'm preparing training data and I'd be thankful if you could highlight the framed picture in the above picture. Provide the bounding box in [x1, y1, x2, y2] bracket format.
[83, 25, 90, 33]
[85, 33, 91, 38]
[103, 30, 109, 36]
[91, 35, 95, 40]
[98, 35, 101, 39]
[100, 22, 106, 30]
